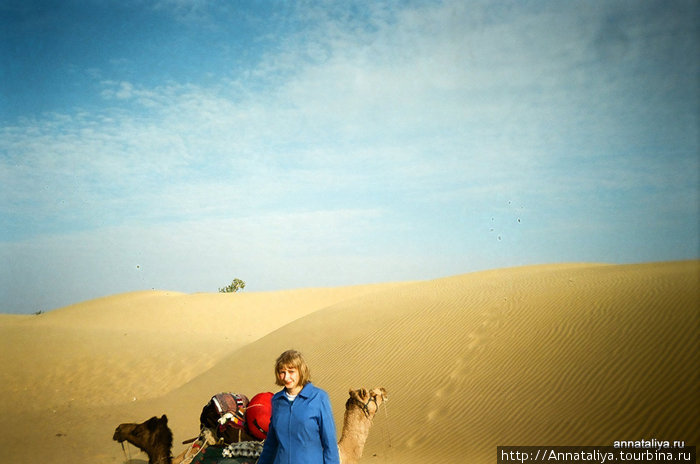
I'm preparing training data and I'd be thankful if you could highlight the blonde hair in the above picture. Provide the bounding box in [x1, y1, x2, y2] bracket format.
[274, 349, 311, 387]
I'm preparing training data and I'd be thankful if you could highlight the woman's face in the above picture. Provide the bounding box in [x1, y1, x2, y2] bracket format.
[278, 364, 300, 391]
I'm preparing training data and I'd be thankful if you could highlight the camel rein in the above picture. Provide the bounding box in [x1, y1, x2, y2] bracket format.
[380, 397, 393, 462]
[349, 395, 379, 418]
[348, 394, 393, 462]
[120, 441, 132, 463]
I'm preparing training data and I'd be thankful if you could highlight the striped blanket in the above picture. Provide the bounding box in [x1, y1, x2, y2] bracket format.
[189, 442, 262, 464]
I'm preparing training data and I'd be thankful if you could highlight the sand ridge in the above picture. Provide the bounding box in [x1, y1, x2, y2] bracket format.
[0, 283, 406, 411]
[0, 261, 697, 463]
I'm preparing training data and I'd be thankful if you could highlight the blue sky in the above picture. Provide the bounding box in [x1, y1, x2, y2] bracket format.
[1, 0, 698, 314]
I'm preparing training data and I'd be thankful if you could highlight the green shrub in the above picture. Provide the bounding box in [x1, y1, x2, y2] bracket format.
[219, 278, 246, 293]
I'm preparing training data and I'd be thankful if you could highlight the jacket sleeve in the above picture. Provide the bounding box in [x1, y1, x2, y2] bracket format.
[256, 401, 278, 464]
[318, 390, 340, 464]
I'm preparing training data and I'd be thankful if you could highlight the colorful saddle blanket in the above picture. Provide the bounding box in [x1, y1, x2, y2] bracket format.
[190, 443, 261, 464]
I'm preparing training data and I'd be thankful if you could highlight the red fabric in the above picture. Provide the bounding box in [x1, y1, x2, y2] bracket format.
[245, 392, 273, 440]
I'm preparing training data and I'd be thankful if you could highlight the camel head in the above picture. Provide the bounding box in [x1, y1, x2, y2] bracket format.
[113, 415, 173, 464]
[346, 387, 388, 418]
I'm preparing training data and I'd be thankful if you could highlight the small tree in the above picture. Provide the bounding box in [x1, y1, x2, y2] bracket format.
[219, 278, 246, 293]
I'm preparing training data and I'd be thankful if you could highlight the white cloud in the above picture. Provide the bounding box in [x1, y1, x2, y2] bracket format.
[2, 1, 696, 215]
[1, 0, 697, 312]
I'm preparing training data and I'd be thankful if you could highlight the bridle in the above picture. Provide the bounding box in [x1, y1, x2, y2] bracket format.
[348, 393, 383, 418]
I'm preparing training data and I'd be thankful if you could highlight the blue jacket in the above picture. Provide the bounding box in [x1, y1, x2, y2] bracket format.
[257, 383, 340, 464]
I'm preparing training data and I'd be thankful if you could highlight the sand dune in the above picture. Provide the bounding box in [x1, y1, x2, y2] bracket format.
[0, 261, 697, 463]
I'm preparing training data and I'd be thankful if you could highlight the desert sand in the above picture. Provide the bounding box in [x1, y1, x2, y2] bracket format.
[0, 261, 697, 463]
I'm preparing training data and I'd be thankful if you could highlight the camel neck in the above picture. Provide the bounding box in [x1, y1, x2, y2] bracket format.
[151, 454, 171, 464]
[338, 405, 372, 464]
[150, 445, 172, 464]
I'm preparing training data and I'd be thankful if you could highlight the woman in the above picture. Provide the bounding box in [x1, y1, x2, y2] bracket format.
[257, 349, 340, 464]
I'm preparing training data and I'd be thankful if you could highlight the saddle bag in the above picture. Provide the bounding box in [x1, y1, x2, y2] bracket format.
[244, 392, 273, 440]
[199, 393, 249, 444]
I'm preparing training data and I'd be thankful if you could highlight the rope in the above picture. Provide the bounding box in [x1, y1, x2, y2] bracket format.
[121, 441, 132, 463]
[380, 399, 393, 463]
[177, 434, 207, 464]
[177, 427, 219, 464]
[179, 438, 200, 464]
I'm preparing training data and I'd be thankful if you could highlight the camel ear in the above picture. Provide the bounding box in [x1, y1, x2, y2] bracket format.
[160, 415, 168, 425]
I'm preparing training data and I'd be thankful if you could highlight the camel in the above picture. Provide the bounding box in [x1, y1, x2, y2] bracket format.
[113, 387, 388, 464]
[113, 414, 173, 464]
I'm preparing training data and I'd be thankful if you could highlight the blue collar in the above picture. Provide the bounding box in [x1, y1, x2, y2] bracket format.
[276, 382, 315, 401]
